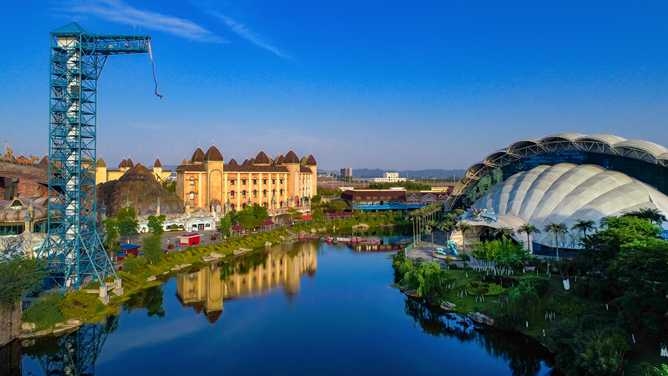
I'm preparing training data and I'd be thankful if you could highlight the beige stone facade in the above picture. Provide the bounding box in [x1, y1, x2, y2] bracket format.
[175, 147, 317, 214]
[95, 158, 171, 185]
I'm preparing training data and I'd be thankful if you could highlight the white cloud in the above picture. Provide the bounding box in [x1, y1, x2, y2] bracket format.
[65, 0, 224, 43]
[209, 11, 291, 59]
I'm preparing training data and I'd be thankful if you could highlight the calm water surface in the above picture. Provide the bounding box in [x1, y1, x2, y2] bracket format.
[17, 241, 555, 375]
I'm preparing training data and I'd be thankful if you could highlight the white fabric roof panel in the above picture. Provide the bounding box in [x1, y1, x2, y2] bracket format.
[576, 134, 627, 145]
[540, 133, 587, 142]
[615, 139, 668, 158]
[472, 163, 668, 248]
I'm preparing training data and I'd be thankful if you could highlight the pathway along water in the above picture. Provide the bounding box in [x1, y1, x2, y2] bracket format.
[14, 240, 555, 375]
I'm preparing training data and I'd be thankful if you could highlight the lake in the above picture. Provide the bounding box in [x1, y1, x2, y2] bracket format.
[14, 240, 555, 375]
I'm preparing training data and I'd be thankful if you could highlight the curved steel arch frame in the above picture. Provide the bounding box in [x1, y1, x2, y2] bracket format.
[447, 137, 668, 210]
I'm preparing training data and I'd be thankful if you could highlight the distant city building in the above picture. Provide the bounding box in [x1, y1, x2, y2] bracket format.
[370, 171, 407, 183]
[340, 187, 451, 211]
[175, 147, 317, 215]
[340, 167, 353, 181]
[96, 158, 171, 184]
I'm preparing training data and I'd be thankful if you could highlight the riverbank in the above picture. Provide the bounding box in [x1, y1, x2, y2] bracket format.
[392, 248, 663, 376]
[18, 212, 409, 342]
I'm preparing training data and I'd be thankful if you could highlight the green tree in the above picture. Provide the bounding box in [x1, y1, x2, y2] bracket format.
[102, 217, 120, 253]
[572, 219, 596, 242]
[325, 199, 349, 213]
[473, 239, 529, 270]
[572, 328, 628, 376]
[368, 181, 431, 191]
[518, 223, 540, 252]
[147, 214, 166, 235]
[624, 208, 667, 225]
[219, 214, 233, 237]
[0, 257, 45, 307]
[142, 233, 163, 265]
[545, 222, 568, 260]
[116, 207, 139, 240]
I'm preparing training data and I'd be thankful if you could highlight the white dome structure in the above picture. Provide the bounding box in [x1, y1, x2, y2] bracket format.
[469, 163, 668, 248]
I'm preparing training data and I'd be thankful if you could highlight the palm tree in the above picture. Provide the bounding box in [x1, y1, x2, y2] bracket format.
[626, 208, 667, 225]
[572, 219, 596, 243]
[437, 218, 455, 240]
[518, 223, 540, 253]
[545, 223, 568, 260]
[494, 227, 515, 240]
[427, 220, 437, 244]
[457, 222, 472, 251]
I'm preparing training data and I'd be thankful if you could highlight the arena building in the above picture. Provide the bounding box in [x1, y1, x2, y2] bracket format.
[447, 133, 668, 252]
[175, 147, 317, 215]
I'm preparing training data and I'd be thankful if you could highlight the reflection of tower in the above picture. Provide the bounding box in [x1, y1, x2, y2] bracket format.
[0, 339, 21, 376]
[35, 317, 118, 375]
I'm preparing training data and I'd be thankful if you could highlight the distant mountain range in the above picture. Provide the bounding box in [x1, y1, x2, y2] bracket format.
[340, 168, 465, 180]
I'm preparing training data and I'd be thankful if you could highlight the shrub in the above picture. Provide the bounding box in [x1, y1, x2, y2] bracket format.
[22, 292, 65, 329]
[123, 254, 148, 274]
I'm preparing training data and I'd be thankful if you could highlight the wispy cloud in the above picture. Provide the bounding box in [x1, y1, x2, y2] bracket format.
[64, 0, 224, 43]
[209, 11, 291, 59]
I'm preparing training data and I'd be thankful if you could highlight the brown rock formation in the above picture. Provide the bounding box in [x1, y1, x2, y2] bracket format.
[97, 164, 184, 217]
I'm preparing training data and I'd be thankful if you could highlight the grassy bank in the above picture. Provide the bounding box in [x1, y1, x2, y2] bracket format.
[392, 214, 668, 376]
[22, 211, 409, 335]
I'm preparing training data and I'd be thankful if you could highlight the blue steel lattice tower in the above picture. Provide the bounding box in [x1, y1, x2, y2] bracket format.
[40, 23, 152, 289]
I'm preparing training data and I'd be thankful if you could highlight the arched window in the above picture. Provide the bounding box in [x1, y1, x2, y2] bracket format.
[229, 190, 235, 197]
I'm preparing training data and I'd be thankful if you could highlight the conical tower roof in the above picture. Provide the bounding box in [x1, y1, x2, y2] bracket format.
[283, 150, 300, 164]
[205, 146, 223, 161]
[305, 155, 317, 166]
[254, 151, 271, 165]
[191, 148, 205, 163]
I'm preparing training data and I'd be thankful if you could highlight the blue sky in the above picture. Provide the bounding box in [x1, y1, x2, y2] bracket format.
[0, 1, 666, 169]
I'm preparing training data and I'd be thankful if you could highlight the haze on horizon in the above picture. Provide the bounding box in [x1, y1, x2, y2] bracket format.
[0, 1, 666, 170]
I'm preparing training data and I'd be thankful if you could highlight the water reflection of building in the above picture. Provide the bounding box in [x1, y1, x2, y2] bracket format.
[176, 243, 318, 323]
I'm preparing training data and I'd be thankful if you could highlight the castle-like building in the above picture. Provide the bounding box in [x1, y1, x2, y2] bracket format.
[176, 244, 317, 322]
[176, 146, 317, 214]
[95, 158, 171, 185]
